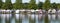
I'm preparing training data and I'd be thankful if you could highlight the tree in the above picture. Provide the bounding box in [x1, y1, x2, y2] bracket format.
[2, 0, 13, 9]
[28, 0, 38, 10]
[0, 0, 3, 9]
[43, 0, 51, 10]
[38, 2, 43, 9]
[51, 3, 58, 9]
[57, 4, 60, 9]
[43, 0, 51, 23]
[23, 3, 29, 9]
[13, 0, 23, 9]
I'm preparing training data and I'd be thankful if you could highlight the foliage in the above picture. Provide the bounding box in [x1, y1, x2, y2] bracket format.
[2, 0, 13, 9]
[51, 3, 57, 9]
[43, 0, 51, 10]
[38, 2, 43, 9]
[0, 0, 3, 9]
[13, 0, 23, 9]
[23, 3, 29, 9]
[28, 0, 38, 10]
[0, 0, 60, 10]
[57, 4, 60, 9]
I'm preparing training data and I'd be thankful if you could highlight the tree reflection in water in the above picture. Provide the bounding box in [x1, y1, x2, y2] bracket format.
[0, 13, 60, 23]
[29, 13, 36, 23]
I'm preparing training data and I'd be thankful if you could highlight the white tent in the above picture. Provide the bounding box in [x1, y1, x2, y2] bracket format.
[52, 9, 56, 13]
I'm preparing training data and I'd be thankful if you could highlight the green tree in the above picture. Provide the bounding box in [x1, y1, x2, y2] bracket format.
[38, 2, 43, 9]
[13, 0, 23, 9]
[2, 0, 13, 9]
[23, 3, 29, 9]
[51, 3, 57, 9]
[0, 0, 3, 9]
[51, 3, 59, 11]
[28, 0, 38, 10]
[43, 0, 51, 10]
[57, 4, 60, 9]
[43, 0, 51, 23]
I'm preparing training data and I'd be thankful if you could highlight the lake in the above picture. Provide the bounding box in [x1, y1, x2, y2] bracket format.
[0, 13, 60, 23]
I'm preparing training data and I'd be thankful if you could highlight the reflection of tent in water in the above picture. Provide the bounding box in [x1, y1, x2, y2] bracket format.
[1, 14, 12, 20]
[58, 15, 60, 20]
[1, 14, 12, 23]
[15, 14, 19, 20]
[48, 14, 56, 20]
[50, 14, 56, 20]
[38, 14, 43, 21]
[30, 14, 35, 20]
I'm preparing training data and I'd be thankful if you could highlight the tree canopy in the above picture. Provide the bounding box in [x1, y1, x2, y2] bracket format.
[13, 0, 23, 9]
[38, 2, 43, 9]
[43, 0, 51, 10]
[28, 0, 38, 10]
[2, 0, 13, 9]
[0, 0, 3, 9]
[0, 0, 60, 10]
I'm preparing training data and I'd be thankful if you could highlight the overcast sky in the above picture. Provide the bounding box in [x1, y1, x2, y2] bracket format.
[2, 0, 60, 4]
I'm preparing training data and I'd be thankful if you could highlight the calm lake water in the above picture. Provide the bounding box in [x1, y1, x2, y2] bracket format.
[0, 13, 60, 23]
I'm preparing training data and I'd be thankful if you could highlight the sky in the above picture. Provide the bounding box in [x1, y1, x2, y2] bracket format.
[2, 0, 60, 4]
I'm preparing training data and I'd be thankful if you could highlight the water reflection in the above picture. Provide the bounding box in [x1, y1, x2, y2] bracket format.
[38, 14, 44, 23]
[48, 14, 60, 23]
[0, 13, 60, 23]
[35, 14, 38, 23]
[1, 15, 5, 23]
